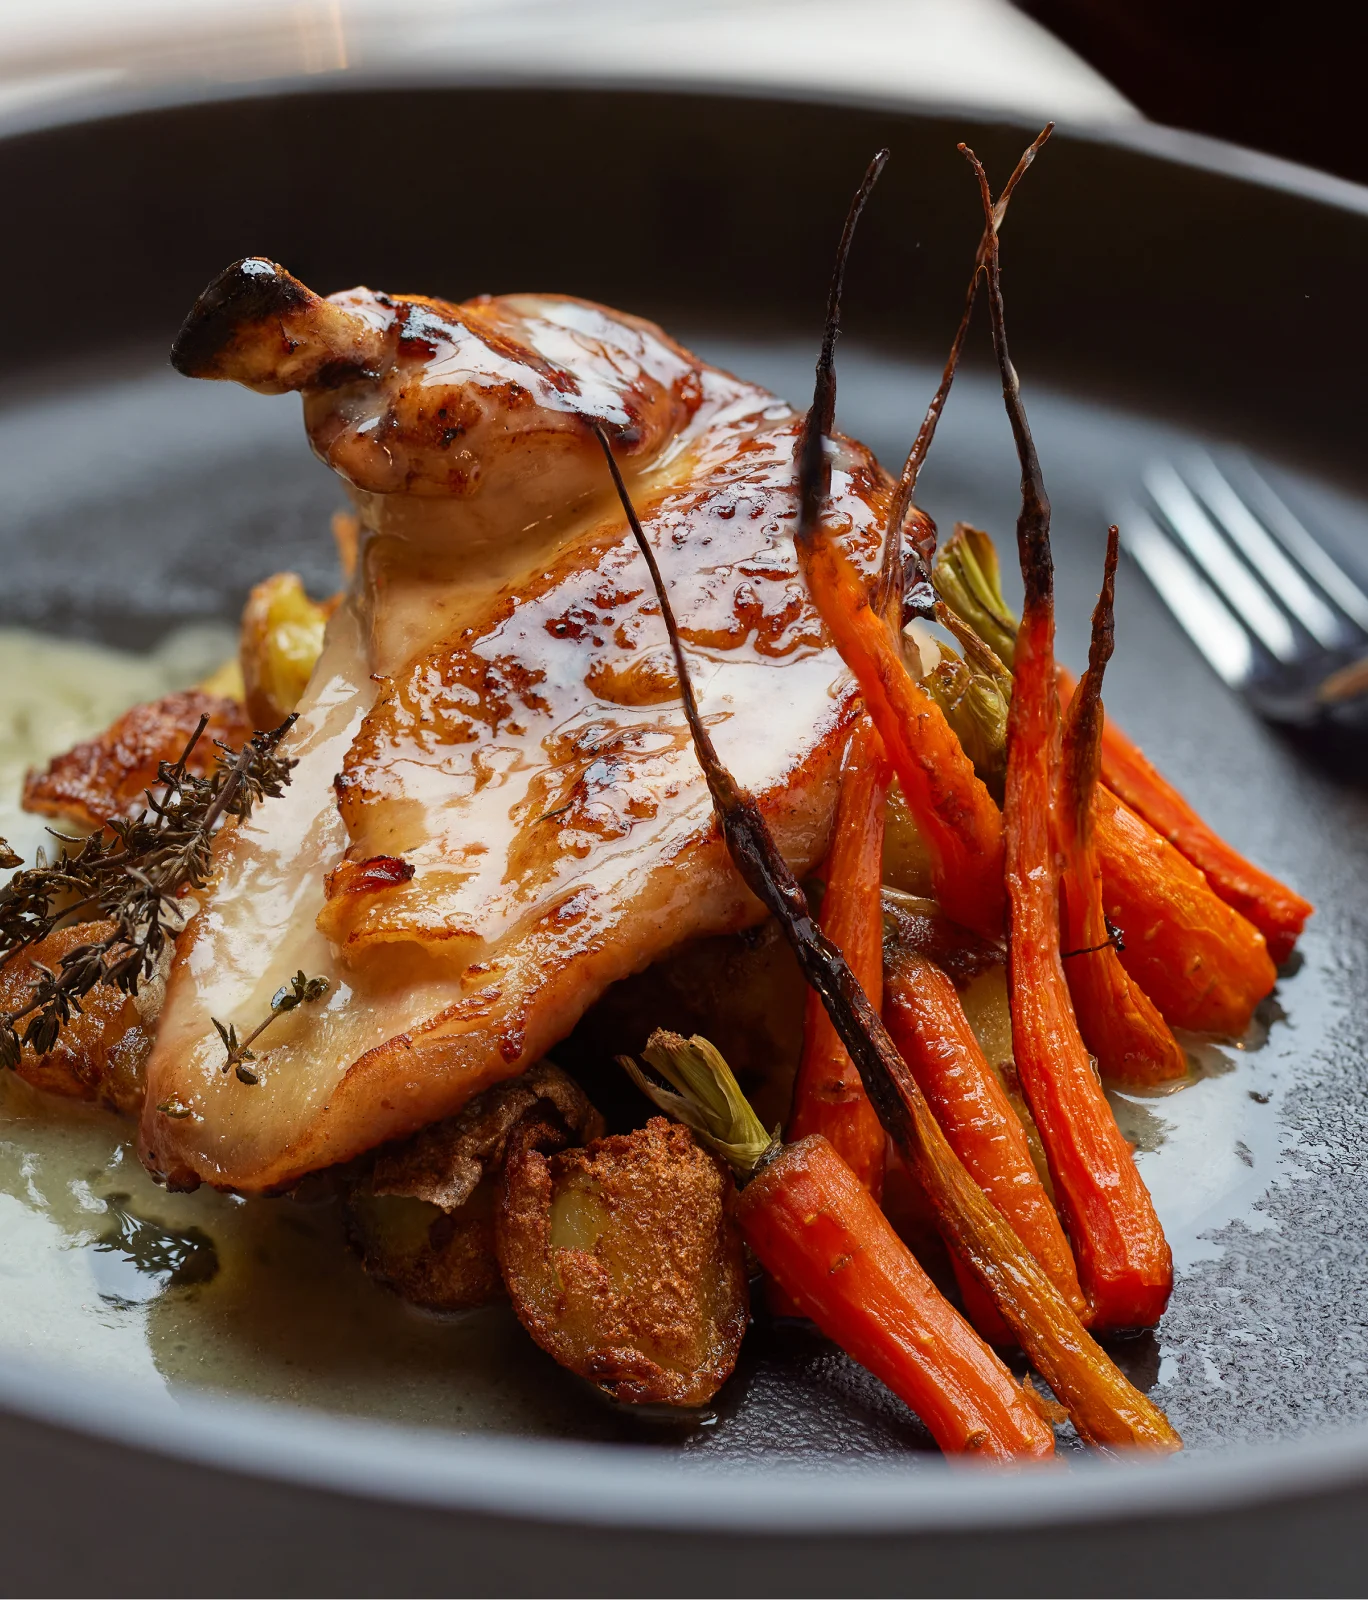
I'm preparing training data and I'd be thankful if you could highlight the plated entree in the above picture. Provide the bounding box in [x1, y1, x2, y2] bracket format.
[0, 135, 1311, 1458]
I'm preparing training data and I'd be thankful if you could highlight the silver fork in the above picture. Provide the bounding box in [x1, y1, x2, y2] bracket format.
[1114, 452, 1368, 725]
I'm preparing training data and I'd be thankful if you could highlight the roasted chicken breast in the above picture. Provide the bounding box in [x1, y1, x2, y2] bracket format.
[141, 260, 889, 1193]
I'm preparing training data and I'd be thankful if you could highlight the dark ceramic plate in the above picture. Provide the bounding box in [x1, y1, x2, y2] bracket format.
[2, 79, 1368, 1598]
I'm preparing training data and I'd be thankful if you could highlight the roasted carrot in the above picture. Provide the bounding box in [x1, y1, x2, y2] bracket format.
[933, 526, 1281, 1038]
[1059, 532, 1188, 1087]
[966, 145, 1173, 1333]
[626, 1033, 1054, 1459]
[787, 717, 889, 1196]
[1094, 789, 1277, 1037]
[740, 1135, 1055, 1458]
[883, 940, 1085, 1324]
[936, 524, 1309, 965]
[591, 366, 1180, 1446]
[1087, 691, 1312, 965]
[788, 149, 1004, 942]
[797, 531, 1006, 941]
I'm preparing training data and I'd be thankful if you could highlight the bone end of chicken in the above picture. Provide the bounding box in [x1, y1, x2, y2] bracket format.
[170, 257, 387, 395]
[144, 270, 890, 1194]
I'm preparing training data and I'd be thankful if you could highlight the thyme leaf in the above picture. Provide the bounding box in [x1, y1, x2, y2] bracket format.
[0, 714, 298, 1072]
[212, 969, 330, 1084]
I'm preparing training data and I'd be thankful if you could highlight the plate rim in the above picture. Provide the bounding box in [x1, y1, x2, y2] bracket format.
[2, 65, 1367, 1533]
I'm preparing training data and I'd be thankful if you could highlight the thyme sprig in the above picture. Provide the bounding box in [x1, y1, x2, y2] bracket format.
[0, 714, 298, 1072]
[214, 969, 330, 1084]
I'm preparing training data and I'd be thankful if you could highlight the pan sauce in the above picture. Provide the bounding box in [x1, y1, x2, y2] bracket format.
[0, 624, 1304, 1444]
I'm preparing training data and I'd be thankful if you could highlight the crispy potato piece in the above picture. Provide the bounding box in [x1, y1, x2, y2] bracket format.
[345, 1061, 601, 1312]
[0, 920, 155, 1113]
[346, 1184, 505, 1312]
[21, 691, 251, 831]
[238, 573, 337, 729]
[496, 1116, 749, 1407]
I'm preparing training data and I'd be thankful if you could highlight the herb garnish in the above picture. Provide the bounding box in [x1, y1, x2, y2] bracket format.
[0, 714, 297, 1072]
[213, 968, 330, 1084]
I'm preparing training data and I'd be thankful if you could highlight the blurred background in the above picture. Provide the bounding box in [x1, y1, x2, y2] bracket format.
[0, 0, 1357, 192]
[0, 0, 1133, 134]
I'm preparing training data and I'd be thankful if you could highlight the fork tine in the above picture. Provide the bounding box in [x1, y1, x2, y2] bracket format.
[1116, 502, 1255, 690]
[1143, 461, 1300, 662]
[1185, 453, 1346, 651]
[1233, 458, 1368, 636]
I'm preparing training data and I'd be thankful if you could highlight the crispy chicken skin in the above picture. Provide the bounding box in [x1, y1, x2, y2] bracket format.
[0, 921, 154, 1112]
[141, 261, 889, 1194]
[23, 691, 251, 831]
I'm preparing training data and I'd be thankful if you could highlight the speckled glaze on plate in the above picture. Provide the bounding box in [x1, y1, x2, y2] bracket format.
[1, 81, 1367, 1597]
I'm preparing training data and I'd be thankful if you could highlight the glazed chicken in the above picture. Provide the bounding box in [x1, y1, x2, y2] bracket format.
[141, 260, 889, 1192]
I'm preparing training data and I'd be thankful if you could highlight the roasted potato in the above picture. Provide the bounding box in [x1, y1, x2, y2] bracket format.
[345, 1061, 601, 1312]
[496, 1115, 748, 1407]
[238, 572, 336, 729]
[0, 920, 155, 1113]
[21, 690, 251, 831]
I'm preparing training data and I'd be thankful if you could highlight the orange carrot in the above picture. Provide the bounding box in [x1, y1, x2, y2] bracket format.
[737, 1134, 1056, 1459]
[1059, 533, 1188, 1087]
[787, 718, 890, 1196]
[1094, 790, 1277, 1037]
[1008, 585, 1173, 1328]
[628, 1033, 1055, 1460]
[598, 145, 1180, 1449]
[796, 530, 1006, 940]
[937, 522, 1308, 967]
[1086, 689, 1312, 965]
[883, 942, 1086, 1326]
[966, 143, 1172, 1332]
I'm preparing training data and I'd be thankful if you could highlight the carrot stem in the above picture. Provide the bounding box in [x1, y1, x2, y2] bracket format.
[1059, 532, 1188, 1087]
[738, 1135, 1055, 1459]
[787, 718, 890, 1196]
[965, 143, 1174, 1333]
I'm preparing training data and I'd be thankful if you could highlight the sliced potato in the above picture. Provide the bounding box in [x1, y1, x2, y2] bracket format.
[346, 1182, 504, 1312]
[239, 573, 336, 729]
[345, 1061, 601, 1313]
[496, 1116, 748, 1407]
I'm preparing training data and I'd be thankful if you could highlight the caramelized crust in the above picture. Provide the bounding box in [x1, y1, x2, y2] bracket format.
[22, 691, 251, 831]
[0, 921, 153, 1113]
[496, 1116, 748, 1406]
[143, 276, 890, 1194]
